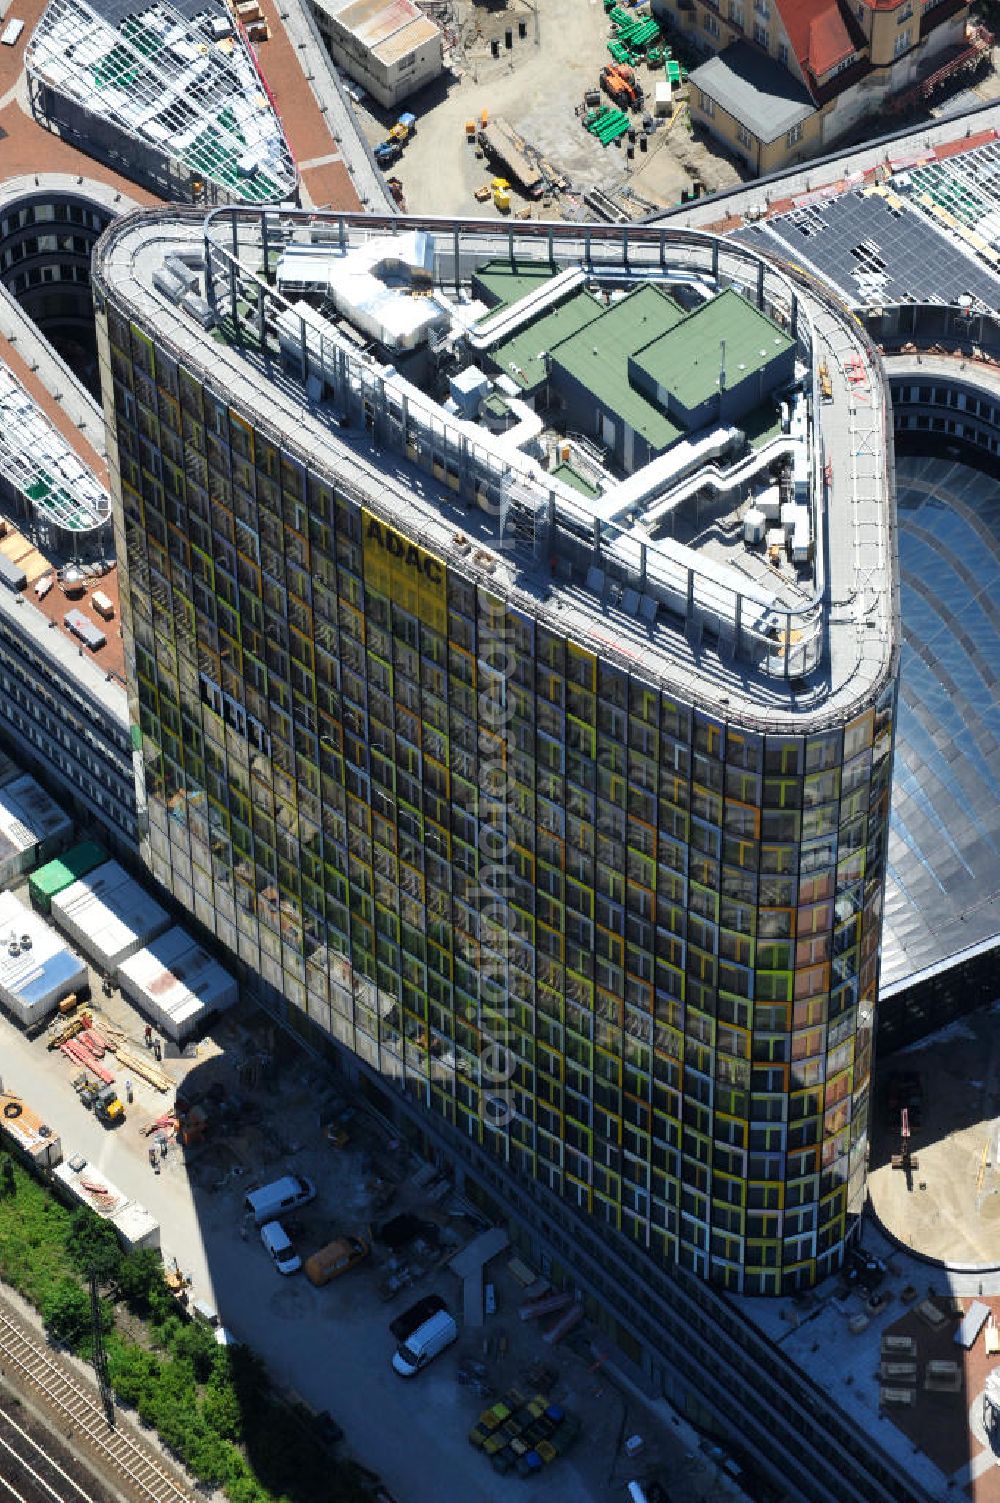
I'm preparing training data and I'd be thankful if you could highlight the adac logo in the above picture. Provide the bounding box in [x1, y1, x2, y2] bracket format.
[366, 517, 443, 585]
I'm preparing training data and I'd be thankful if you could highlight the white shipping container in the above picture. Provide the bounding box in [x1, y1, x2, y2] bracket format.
[0, 773, 74, 887]
[0, 890, 87, 1027]
[54, 1159, 160, 1250]
[117, 924, 237, 1042]
[51, 860, 170, 973]
[654, 80, 672, 117]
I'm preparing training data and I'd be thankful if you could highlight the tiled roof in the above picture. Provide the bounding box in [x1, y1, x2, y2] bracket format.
[774, 0, 859, 84]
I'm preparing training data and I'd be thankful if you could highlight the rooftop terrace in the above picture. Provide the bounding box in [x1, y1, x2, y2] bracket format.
[93, 212, 897, 730]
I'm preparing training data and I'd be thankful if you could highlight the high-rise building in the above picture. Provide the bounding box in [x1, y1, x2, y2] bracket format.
[93, 208, 897, 1295]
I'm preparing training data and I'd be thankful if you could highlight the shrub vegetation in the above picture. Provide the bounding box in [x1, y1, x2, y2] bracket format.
[0, 1149, 369, 1502]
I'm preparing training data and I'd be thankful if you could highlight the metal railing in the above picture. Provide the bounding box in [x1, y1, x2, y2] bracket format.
[199, 208, 853, 688]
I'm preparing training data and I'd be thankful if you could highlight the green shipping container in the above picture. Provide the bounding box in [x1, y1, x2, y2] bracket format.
[29, 841, 108, 914]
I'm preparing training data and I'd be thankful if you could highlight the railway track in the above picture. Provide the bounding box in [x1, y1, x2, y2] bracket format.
[0, 1305, 196, 1503]
[0, 1396, 111, 1503]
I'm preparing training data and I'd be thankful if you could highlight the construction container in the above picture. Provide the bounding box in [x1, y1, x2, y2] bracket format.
[494, 188, 511, 213]
[0, 774, 74, 889]
[117, 925, 238, 1042]
[0, 890, 88, 1029]
[0, 1091, 61, 1170]
[64, 608, 106, 652]
[51, 860, 170, 975]
[53, 1158, 160, 1251]
[29, 841, 108, 915]
[654, 80, 672, 116]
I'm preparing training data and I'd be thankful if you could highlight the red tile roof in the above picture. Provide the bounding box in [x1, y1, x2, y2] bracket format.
[774, 0, 859, 84]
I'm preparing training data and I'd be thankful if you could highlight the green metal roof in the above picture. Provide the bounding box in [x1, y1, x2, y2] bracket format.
[548, 285, 685, 451]
[489, 287, 604, 396]
[631, 289, 795, 417]
[29, 840, 107, 901]
[551, 461, 601, 499]
[473, 260, 559, 314]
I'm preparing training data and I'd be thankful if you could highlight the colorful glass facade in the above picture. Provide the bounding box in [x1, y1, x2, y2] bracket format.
[93, 215, 897, 1295]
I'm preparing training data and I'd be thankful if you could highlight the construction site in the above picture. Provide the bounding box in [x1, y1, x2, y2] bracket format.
[345, 0, 744, 219]
[0, 786, 750, 1503]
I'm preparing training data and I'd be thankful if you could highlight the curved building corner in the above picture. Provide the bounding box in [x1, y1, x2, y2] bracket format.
[92, 209, 898, 1297]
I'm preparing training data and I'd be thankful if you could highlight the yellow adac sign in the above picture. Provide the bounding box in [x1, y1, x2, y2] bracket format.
[362, 510, 447, 634]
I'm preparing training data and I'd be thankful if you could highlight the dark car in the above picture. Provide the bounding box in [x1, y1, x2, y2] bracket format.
[389, 1292, 447, 1343]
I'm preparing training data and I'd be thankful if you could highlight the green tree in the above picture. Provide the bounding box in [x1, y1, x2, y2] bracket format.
[170, 1319, 219, 1382]
[114, 1247, 164, 1312]
[186, 1427, 233, 1487]
[66, 1209, 122, 1285]
[107, 1339, 162, 1406]
[202, 1378, 241, 1440]
[42, 1278, 91, 1347]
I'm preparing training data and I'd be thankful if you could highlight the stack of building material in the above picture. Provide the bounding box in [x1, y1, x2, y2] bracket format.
[50, 860, 170, 976]
[115, 1045, 173, 1092]
[60, 1035, 115, 1083]
[0, 890, 88, 1029]
[29, 841, 107, 914]
[117, 925, 237, 1043]
[0, 773, 74, 888]
[53, 1157, 160, 1251]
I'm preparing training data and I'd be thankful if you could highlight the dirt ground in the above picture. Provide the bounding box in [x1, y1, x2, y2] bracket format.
[868, 1003, 1000, 1266]
[345, 0, 743, 218]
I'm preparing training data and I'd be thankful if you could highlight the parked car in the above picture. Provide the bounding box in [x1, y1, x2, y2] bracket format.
[304, 1235, 370, 1286]
[389, 1292, 448, 1343]
[261, 1220, 302, 1275]
[245, 1174, 316, 1225]
[392, 1309, 458, 1377]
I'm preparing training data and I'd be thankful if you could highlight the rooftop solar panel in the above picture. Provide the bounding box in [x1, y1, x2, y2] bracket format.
[737, 191, 1000, 312]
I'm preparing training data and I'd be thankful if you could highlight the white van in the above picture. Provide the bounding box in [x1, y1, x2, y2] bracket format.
[391, 1309, 458, 1377]
[261, 1220, 302, 1275]
[244, 1174, 315, 1225]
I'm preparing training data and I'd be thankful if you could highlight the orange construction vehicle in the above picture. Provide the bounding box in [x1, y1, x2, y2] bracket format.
[607, 61, 636, 85]
[600, 65, 638, 110]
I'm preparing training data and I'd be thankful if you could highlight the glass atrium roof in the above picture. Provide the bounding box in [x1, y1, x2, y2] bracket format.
[26, 0, 297, 204]
[881, 454, 1000, 990]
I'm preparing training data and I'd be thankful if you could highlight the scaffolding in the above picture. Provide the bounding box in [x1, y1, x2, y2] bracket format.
[0, 365, 111, 543]
[26, 0, 297, 205]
